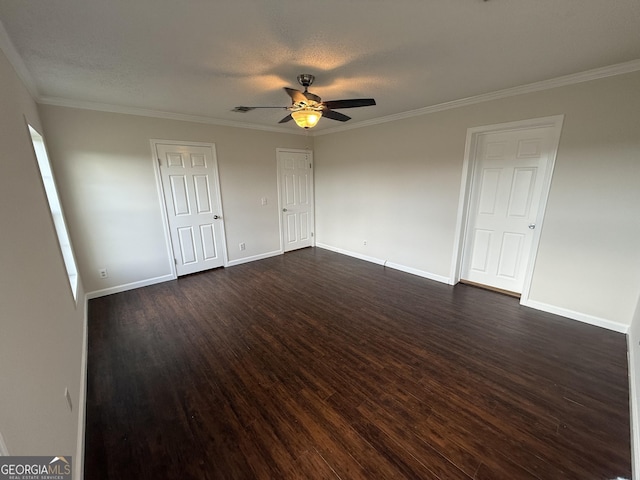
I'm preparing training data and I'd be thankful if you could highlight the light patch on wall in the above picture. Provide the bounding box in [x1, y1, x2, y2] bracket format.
[28, 124, 79, 301]
[0, 430, 9, 456]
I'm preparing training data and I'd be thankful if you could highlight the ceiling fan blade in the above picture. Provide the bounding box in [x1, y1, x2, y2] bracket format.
[322, 108, 351, 122]
[304, 91, 322, 104]
[278, 114, 293, 124]
[232, 106, 287, 112]
[323, 98, 376, 110]
[284, 87, 308, 104]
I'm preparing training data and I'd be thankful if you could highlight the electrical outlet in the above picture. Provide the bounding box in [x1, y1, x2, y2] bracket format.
[363, 240, 367, 246]
[98, 268, 108, 279]
[64, 387, 73, 412]
[239, 242, 246, 251]
[261, 197, 268, 206]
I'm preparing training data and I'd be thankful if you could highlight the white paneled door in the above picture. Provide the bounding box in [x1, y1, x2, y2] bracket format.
[278, 149, 314, 252]
[157, 143, 226, 276]
[461, 126, 556, 294]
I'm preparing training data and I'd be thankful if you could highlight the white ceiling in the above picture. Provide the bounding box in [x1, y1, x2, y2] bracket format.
[1, 0, 639, 132]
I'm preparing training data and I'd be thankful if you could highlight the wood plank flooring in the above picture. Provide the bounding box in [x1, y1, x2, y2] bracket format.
[85, 247, 631, 479]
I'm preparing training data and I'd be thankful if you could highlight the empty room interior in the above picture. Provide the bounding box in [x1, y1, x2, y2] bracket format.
[1, 1, 640, 479]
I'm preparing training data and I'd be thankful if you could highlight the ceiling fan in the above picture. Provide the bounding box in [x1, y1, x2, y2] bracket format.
[232, 74, 376, 129]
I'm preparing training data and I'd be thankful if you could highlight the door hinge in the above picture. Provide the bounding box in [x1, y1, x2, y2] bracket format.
[311, 232, 314, 237]
[309, 163, 312, 169]
[174, 258, 177, 265]
[158, 158, 162, 167]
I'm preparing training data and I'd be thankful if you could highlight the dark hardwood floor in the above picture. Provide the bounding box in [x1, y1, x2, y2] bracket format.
[85, 247, 631, 479]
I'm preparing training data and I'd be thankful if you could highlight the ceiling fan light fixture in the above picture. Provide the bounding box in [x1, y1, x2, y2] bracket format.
[291, 108, 322, 129]
[238, 74, 375, 127]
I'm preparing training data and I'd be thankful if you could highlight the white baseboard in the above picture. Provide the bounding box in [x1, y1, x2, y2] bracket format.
[627, 333, 640, 480]
[86, 274, 175, 299]
[315, 243, 450, 284]
[316, 243, 385, 266]
[226, 250, 282, 267]
[521, 299, 629, 334]
[317, 244, 630, 334]
[384, 261, 450, 284]
[85, 252, 289, 298]
[74, 297, 89, 480]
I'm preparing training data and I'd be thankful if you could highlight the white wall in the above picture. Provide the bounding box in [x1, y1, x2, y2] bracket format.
[38, 106, 310, 294]
[0, 48, 86, 473]
[314, 71, 640, 329]
[34, 70, 640, 330]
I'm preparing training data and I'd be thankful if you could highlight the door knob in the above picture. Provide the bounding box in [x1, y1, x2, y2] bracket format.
[213, 215, 220, 219]
[528, 224, 536, 229]
[282, 208, 288, 212]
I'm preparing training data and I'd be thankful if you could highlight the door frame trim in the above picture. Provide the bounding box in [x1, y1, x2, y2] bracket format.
[449, 115, 564, 304]
[276, 148, 315, 253]
[150, 139, 229, 278]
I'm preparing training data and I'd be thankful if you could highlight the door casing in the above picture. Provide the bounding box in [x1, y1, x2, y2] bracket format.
[276, 148, 315, 253]
[152, 139, 228, 278]
[450, 115, 564, 304]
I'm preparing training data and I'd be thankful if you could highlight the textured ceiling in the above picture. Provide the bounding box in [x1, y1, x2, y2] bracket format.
[1, 0, 639, 132]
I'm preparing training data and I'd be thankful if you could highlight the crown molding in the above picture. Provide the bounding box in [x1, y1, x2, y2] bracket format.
[0, 18, 39, 99]
[15, 51, 640, 138]
[37, 96, 308, 135]
[314, 59, 640, 136]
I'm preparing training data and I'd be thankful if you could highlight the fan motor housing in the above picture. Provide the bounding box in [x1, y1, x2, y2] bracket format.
[297, 74, 315, 88]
